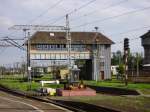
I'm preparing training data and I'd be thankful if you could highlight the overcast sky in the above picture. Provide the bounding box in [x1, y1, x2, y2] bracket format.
[0, 0, 150, 65]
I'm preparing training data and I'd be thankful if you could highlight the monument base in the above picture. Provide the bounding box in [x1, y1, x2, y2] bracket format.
[56, 88, 96, 96]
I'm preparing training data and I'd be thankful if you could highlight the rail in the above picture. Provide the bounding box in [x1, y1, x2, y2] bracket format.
[0, 84, 120, 112]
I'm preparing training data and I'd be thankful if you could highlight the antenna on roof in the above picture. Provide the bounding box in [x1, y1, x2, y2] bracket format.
[94, 27, 99, 32]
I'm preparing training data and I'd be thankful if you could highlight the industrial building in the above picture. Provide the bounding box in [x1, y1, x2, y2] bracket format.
[29, 31, 114, 80]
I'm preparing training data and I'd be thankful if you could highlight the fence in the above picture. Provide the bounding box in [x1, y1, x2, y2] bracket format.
[128, 70, 150, 83]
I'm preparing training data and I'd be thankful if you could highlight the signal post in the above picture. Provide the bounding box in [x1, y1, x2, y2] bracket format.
[124, 38, 129, 86]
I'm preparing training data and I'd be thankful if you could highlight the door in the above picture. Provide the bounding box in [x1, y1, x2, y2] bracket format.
[100, 71, 104, 80]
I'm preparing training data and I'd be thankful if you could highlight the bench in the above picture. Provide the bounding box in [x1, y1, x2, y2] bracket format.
[40, 80, 60, 87]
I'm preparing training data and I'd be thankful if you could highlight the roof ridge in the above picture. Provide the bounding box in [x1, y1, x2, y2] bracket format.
[29, 31, 114, 45]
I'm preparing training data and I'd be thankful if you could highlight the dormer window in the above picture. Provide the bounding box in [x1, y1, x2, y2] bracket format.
[50, 33, 54, 37]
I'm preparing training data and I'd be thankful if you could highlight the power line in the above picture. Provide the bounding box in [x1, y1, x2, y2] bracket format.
[44, 15, 66, 25]
[72, 6, 150, 28]
[110, 25, 150, 45]
[1, 37, 25, 50]
[2, 37, 25, 51]
[113, 36, 140, 45]
[0, 41, 10, 55]
[27, 0, 64, 24]
[110, 25, 150, 36]
[40, 15, 65, 25]
[68, 0, 96, 16]
[0, 47, 7, 55]
[6, 0, 96, 37]
[70, 0, 128, 22]
[0, 38, 24, 41]
[6, 0, 64, 38]
[0, 41, 11, 47]
[49, 0, 97, 25]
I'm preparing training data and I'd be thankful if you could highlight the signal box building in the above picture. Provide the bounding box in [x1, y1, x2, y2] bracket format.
[140, 30, 150, 70]
[29, 31, 114, 80]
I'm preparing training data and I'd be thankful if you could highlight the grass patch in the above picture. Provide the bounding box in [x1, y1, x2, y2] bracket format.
[44, 83, 64, 89]
[0, 74, 25, 79]
[0, 79, 40, 91]
[33, 73, 53, 81]
[139, 89, 150, 95]
[84, 80, 150, 90]
[51, 94, 150, 112]
[0, 79, 63, 92]
[0, 73, 53, 81]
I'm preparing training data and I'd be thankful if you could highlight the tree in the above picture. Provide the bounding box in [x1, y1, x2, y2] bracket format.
[111, 50, 123, 65]
[116, 64, 125, 80]
[0, 66, 6, 75]
[128, 52, 143, 71]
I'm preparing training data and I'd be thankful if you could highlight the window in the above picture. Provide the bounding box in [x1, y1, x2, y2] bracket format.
[51, 54, 55, 59]
[63, 44, 66, 48]
[41, 54, 45, 59]
[37, 45, 40, 49]
[105, 45, 110, 49]
[36, 45, 43, 50]
[40, 45, 42, 50]
[48, 45, 51, 49]
[36, 54, 40, 59]
[50, 33, 55, 36]
[55, 45, 57, 48]
[54, 45, 56, 49]
[36, 44, 69, 51]
[44, 45, 48, 50]
[71, 44, 85, 51]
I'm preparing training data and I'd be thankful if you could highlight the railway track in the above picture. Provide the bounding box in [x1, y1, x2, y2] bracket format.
[48, 99, 121, 112]
[0, 85, 120, 112]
